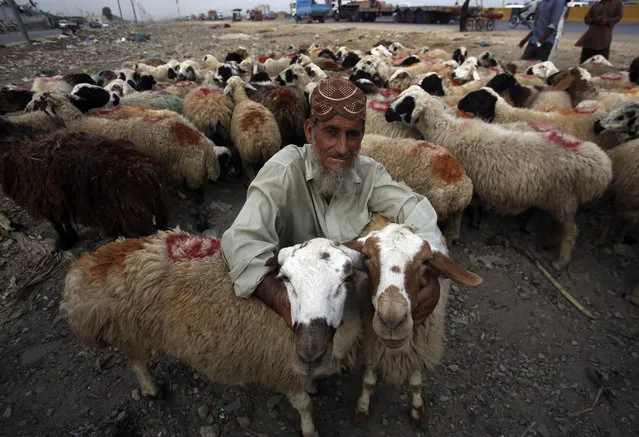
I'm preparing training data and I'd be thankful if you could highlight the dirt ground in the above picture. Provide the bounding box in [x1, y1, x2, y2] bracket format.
[1, 21, 638, 437]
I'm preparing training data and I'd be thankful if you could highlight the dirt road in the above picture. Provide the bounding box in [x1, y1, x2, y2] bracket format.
[1, 20, 638, 437]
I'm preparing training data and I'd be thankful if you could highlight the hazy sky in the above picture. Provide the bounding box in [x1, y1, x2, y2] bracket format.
[31, 0, 509, 20]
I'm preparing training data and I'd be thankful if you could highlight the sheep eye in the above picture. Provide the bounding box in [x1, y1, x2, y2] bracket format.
[617, 116, 625, 121]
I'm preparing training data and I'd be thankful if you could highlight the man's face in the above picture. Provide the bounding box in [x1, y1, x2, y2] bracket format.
[304, 115, 365, 172]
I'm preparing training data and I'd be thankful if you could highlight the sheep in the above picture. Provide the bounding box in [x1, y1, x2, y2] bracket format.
[0, 130, 169, 250]
[119, 91, 184, 113]
[385, 85, 613, 269]
[31, 75, 73, 94]
[630, 57, 639, 85]
[579, 54, 618, 77]
[591, 71, 635, 91]
[343, 220, 483, 426]
[350, 55, 394, 88]
[450, 57, 481, 84]
[104, 78, 136, 97]
[136, 63, 178, 82]
[224, 76, 282, 180]
[477, 51, 500, 68]
[484, 73, 572, 110]
[60, 230, 364, 437]
[525, 61, 560, 80]
[452, 47, 468, 65]
[594, 138, 639, 244]
[183, 86, 234, 146]
[25, 92, 220, 192]
[359, 134, 473, 244]
[593, 102, 639, 142]
[0, 86, 34, 115]
[177, 63, 205, 83]
[68, 83, 120, 112]
[457, 87, 625, 149]
[202, 54, 222, 70]
[264, 56, 295, 77]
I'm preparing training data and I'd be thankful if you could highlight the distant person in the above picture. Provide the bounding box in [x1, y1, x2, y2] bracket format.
[459, 0, 471, 32]
[576, 0, 623, 63]
[518, 0, 569, 61]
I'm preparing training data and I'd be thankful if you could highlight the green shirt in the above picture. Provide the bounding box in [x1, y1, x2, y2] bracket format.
[221, 144, 445, 297]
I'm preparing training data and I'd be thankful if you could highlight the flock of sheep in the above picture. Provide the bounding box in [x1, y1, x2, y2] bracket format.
[1, 39, 639, 436]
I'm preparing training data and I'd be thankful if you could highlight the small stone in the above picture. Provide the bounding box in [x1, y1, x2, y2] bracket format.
[131, 389, 141, 401]
[25, 390, 33, 397]
[536, 422, 550, 437]
[19, 420, 27, 427]
[46, 408, 54, 416]
[382, 418, 389, 426]
[266, 394, 284, 409]
[199, 425, 219, 437]
[614, 312, 623, 319]
[116, 411, 127, 422]
[448, 364, 460, 372]
[224, 399, 241, 412]
[3, 407, 11, 418]
[571, 340, 578, 346]
[198, 405, 209, 419]
[236, 416, 250, 428]
[439, 395, 450, 402]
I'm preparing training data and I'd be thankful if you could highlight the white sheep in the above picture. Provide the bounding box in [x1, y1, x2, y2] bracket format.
[345, 220, 483, 426]
[60, 229, 365, 437]
[360, 134, 473, 244]
[31, 75, 73, 94]
[386, 85, 613, 269]
[224, 76, 281, 180]
[104, 78, 136, 97]
[457, 87, 625, 149]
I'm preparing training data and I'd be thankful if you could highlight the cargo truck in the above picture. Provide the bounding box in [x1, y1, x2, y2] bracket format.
[294, 0, 332, 22]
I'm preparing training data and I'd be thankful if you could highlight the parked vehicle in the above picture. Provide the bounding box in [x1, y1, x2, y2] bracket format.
[506, 0, 540, 29]
[232, 8, 243, 21]
[88, 21, 102, 28]
[295, 0, 331, 22]
[330, 0, 393, 22]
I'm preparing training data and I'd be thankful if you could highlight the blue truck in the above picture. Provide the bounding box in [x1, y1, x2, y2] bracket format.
[294, 0, 332, 22]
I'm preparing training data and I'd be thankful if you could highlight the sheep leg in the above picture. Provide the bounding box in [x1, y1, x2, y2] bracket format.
[191, 188, 210, 232]
[286, 391, 318, 437]
[409, 370, 427, 427]
[355, 367, 377, 424]
[552, 216, 578, 270]
[128, 358, 159, 397]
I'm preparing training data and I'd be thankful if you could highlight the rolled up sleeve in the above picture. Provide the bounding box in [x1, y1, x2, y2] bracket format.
[221, 163, 289, 297]
[547, 0, 565, 30]
[367, 163, 447, 255]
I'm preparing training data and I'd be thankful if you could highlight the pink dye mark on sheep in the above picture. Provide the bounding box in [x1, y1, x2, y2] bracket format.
[40, 77, 60, 83]
[368, 100, 391, 112]
[378, 88, 396, 98]
[527, 122, 554, 133]
[175, 81, 194, 88]
[601, 73, 623, 81]
[410, 141, 436, 157]
[166, 233, 220, 262]
[574, 107, 597, 115]
[543, 131, 582, 149]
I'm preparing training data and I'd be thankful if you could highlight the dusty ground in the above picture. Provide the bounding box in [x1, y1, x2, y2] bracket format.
[1, 21, 639, 437]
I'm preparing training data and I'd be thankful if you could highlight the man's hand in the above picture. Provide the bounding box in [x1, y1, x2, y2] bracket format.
[254, 271, 293, 330]
[518, 38, 528, 49]
[411, 266, 441, 326]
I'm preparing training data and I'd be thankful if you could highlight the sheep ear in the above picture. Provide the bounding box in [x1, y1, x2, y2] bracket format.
[428, 252, 484, 287]
[223, 83, 233, 95]
[552, 75, 576, 92]
[472, 70, 481, 81]
[338, 245, 366, 272]
[243, 82, 257, 91]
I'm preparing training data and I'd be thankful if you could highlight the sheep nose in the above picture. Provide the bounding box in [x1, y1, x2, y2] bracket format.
[297, 348, 326, 366]
[377, 311, 408, 331]
[450, 71, 456, 79]
[593, 120, 604, 134]
[294, 319, 333, 368]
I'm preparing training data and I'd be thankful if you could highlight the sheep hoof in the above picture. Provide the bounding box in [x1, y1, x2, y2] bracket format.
[551, 260, 567, 271]
[354, 410, 369, 424]
[302, 431, 319, 437]
[411, 405, 428, 428]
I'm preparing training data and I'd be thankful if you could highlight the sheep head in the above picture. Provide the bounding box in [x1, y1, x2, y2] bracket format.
[548, 68, 597, 107]
[525, 61, 559, 80]
[275, 64, 310, 90]
[457, 87, 499, 122]
[452, 46, 468, 65]
[450, 57, 480, 84]
[384, 85, 429, 124]
[582, 54, 613, 67]
[350, 56, 388, 88]
[419, 73, 445, 97]
[25, 91, 82, 122]
[594, 102, 639, 140]
[276, 238, 364, 375]
[478, 51, 499, 68]
[344, 224, 482, 349]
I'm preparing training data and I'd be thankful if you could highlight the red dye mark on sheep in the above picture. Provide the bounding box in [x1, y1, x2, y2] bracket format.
[431, 152, 465, 183]
[170, 122, 202, 145]
[527, 122, 554, 133]
[258, 54, 276, 63]
[368, 100, 391, 112]
[199, 87, 221, 96]
[456, 109, 474, 119]
[410, 141, 436, 156]
[165, 233, 220, 262]
[601, 73, 623, 81]
[239, 108, 267, 131]
[175, 81, 194, 88]
[143, 115, 170, 123]
[40, 77, 60, 83]
[88, 237, 151, 280]
[322, 61, 339, 70]
[273, 88, 299, 108]
[95, 106, 125, 115]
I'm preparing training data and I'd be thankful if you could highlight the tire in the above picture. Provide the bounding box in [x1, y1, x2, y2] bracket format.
[525, 15, 534, 29]
[467, 18, 475, 31]
[486, 19, 495, 31]
[508, 15, 519, 28]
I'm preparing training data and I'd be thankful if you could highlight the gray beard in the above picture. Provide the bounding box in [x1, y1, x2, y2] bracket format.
[307, 142, 358, 199]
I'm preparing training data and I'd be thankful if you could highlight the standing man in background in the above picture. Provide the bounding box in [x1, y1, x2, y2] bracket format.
[576, 0, 623, 63]
[459, 0, 471, 32]
[518, 0, 568, 61]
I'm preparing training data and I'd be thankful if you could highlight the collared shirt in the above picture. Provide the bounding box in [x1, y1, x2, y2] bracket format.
[577, 0, 623, 50]
[531, 0, 567, 45]
[221, 144, 445, 298]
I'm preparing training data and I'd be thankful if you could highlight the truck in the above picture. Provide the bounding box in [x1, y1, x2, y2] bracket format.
[393, 4, 461, 24]
[294, 0, 332, 22]
[329, 0, 394, 22]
